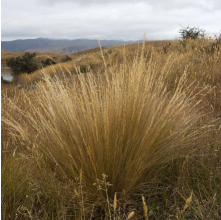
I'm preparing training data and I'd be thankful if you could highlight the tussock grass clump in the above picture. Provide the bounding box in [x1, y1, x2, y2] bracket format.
[3, 43, 208, 202]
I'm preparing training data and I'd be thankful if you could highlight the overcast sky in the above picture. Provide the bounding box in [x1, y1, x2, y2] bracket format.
[1, 0, 221, 41]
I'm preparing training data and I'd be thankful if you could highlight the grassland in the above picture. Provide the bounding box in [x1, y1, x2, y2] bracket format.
[1, 38, 221, 219]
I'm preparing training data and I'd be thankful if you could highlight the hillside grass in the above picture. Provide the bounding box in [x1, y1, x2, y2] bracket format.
[1, 38, 221, 219]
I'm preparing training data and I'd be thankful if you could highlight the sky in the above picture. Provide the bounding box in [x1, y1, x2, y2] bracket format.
[1, 0, 221, 41]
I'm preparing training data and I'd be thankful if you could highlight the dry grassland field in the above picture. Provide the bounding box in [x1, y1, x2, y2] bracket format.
[1, 38, 221, 219]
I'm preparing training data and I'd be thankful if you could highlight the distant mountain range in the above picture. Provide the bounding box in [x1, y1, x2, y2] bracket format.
[1, 38, 134, 54]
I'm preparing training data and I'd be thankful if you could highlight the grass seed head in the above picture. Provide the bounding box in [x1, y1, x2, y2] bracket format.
[127, 211, 135, 219]
[142, 195, 149, 220]
[182, 191, 193, 214]
[114, 192, 117, 211]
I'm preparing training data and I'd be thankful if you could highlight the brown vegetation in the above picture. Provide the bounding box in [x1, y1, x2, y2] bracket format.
[1, 38, 221, 219]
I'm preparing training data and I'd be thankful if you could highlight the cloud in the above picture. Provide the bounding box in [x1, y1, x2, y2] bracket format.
[37, 0, 142, 6]
[1, 0, 221, 41]
[36, 0, 216, 11]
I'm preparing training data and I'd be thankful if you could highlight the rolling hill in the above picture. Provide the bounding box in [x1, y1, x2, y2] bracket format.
[1, 38, 134, 54]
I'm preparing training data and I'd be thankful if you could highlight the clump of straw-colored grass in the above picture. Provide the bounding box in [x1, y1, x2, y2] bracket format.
[3, 42, 208, 205]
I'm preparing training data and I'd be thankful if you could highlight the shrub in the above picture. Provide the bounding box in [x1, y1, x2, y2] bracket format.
[61, 55, 72, 63]
[41, 58, 57, 67]
[6, 52, 38, 75]
[179, 26, 205, 40]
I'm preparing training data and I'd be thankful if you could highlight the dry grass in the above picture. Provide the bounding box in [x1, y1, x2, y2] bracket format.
[1, 38, 221, 219]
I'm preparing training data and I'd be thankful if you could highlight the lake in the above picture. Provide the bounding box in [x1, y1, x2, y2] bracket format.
[1, 67, 13, 81]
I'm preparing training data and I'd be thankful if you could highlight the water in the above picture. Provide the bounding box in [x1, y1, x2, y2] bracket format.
[1, 67, 13, 82]
[2, 75, 13, 81]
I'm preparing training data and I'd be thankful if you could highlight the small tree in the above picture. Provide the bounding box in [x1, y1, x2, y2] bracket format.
[6, 52, 38, 75]
[179, 26, 205, 40]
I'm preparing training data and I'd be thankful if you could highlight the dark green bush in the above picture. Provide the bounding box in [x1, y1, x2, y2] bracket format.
[6, 52, 38, 75]
[61, 55, 72, 63]
[41, 58, 57, 67]
[179, 26, 205, 40]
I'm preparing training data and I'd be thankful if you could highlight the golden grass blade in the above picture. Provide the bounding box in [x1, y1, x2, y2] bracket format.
[142, 195, 148, 220]
[181, 191, 193, 214]
[114, 192, 117, 211]
[127, 211, 135, 219]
